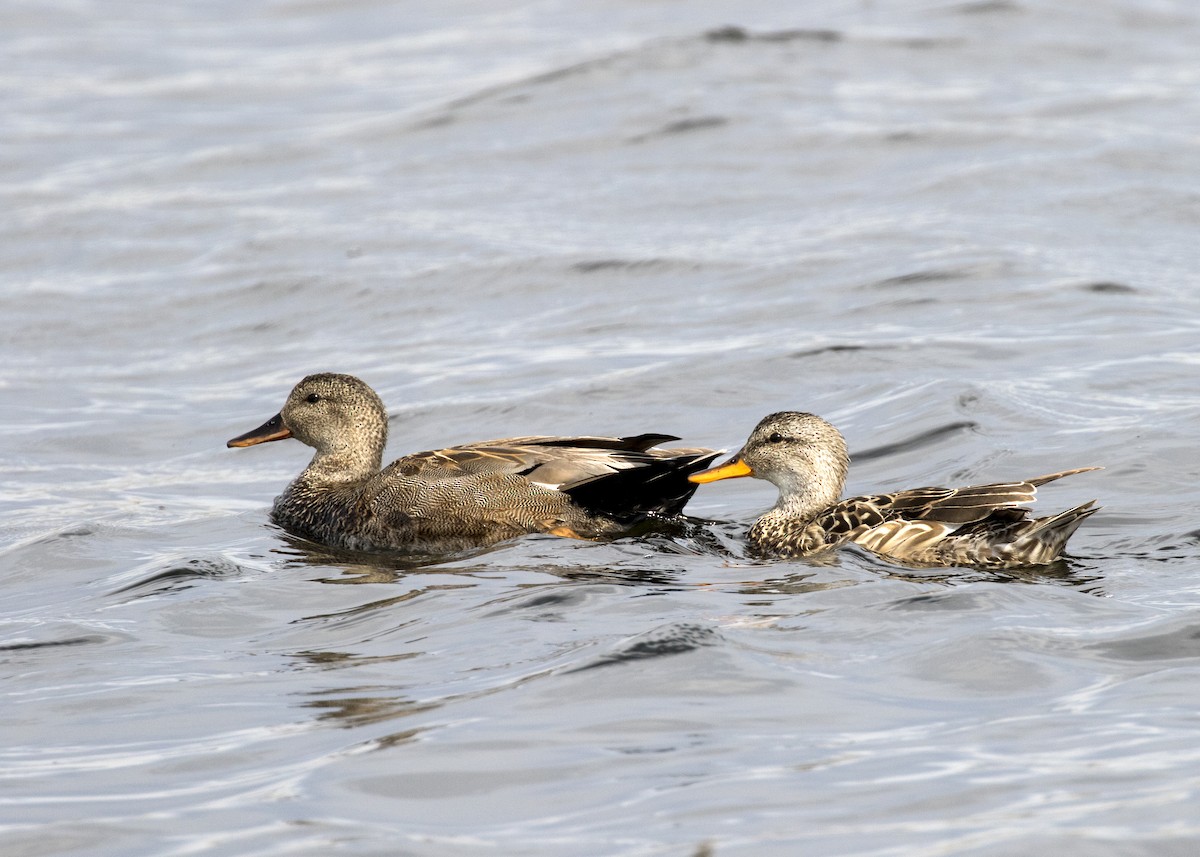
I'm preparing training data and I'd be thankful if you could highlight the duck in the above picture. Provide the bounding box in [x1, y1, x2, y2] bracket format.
[227, 373, 719, 552]
[688, 411, 1100, 567]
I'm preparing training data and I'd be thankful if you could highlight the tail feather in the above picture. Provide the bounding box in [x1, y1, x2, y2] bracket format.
[1027, 467, 1103, 487]
[1008, 500, 1100, 564]
[564, 449, 721, 520]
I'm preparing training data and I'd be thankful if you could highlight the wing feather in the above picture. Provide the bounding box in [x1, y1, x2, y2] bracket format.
[874, 471, 1096, 525]
[385, 435, 696, 485]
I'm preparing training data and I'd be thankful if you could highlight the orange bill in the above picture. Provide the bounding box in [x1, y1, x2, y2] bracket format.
[227, 413, 291, 448]
[688, 456, 753, 484]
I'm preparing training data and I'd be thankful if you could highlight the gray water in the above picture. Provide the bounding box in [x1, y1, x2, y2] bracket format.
[4, 1, 1200, 854]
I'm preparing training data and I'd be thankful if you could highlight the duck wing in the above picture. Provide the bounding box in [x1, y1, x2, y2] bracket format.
[383, 434, 686, 486]
[832, 467, 1100, 564]
[866, 467, 1101, 525]
[381, 434, 717, 520]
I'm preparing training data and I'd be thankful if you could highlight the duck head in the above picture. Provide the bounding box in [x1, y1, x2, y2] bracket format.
[228, 373, 389, 479]
[689, 411, 849, 515]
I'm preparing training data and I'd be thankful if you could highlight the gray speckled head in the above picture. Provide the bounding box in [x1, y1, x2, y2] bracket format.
[739, 411, 849, 516]
[281, 373, 389, 481]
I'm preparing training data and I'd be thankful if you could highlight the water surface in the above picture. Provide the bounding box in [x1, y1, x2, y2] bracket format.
[4, 1, 1200, 855]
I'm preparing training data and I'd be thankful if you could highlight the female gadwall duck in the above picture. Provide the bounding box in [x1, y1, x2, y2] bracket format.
[689, 411, 1100, 567]
[228, 373, 718, 552]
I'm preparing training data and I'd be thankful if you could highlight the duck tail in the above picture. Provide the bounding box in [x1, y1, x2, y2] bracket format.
[1008, 500, 1100, 564]
[564, 449, 721, 520]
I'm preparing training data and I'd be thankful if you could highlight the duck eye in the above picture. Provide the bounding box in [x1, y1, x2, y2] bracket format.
[767, 432, 786, 444]
[305, 393, 321, 404]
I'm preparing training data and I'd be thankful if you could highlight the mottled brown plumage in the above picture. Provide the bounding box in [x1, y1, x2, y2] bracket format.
[690, 411, 1100, 567]
[228, 373, 718, 552]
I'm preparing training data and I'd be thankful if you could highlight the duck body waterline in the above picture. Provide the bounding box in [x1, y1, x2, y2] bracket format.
[690, 412, 1100, 568]
[228, 374, 718, 553]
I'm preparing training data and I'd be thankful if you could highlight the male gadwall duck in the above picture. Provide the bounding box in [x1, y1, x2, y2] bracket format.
[689, 411, 1100, 567]
[228, 373, 719, 552]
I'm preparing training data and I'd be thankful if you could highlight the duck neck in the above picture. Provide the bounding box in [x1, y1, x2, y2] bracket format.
[769, 488, 835, 524]
[767, 453, 846, 523]
[298, 424, 387, 487]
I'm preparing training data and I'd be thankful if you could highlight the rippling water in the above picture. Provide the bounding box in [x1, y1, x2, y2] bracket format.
[4, 1, 1200, 854]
